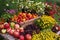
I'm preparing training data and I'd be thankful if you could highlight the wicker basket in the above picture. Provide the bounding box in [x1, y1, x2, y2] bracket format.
[17, 16, 41, 28]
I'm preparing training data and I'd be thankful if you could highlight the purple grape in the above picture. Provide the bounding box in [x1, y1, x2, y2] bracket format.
[24, 30, 33, 35]
[24, 24, 41, 35]
[20, 32, 25, 36]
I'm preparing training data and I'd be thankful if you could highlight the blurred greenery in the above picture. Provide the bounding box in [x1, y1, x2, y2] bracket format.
[46, 0, 60, 6]
[0, 0, 60, 13]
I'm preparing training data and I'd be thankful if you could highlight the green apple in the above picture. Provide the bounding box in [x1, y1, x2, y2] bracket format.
[10, 22, 15, 28]
[1, 29, 6, 34]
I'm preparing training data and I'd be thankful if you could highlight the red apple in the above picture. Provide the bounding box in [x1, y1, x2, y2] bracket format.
[7, 28, 11, 33]
[18, 16, 22, 19]
[4, 22, 10, 29]
[22, 18, 26, 22]
[20, 27, 24, 32]
[13, 31, 20, 38]
[15, 24, 20, 29]
[25, 34, 32, 40]
[26, 17, 29, 20]
[27, 13, 33, 19]
[0, 24, 4, 29]
[17, 19, 21, 23]
[16, 29, 20, 32]
[19, 35, 24, 40]
[22, 13, 26, 17]
[9, 29, 15, 35]
[20, 18, 24, 22]
[33, 15, 37, 18]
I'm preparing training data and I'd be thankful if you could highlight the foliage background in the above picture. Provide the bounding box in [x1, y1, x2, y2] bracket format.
[0, 0, 60, 14]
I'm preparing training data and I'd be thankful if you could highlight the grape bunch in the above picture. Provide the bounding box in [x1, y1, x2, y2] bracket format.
[24, 24, 41, 35]
[34, 15, 56, 29]
[32, 29, 59, 40]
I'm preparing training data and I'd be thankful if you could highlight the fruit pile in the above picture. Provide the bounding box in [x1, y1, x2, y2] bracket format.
[0, 22, 28, 40]
[0, 22, 41, 40]
[0, 1, 60, 40]
[34, 15, 56, 29]
[32, 29, 59, 40]
[11, 12, 38, 23]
